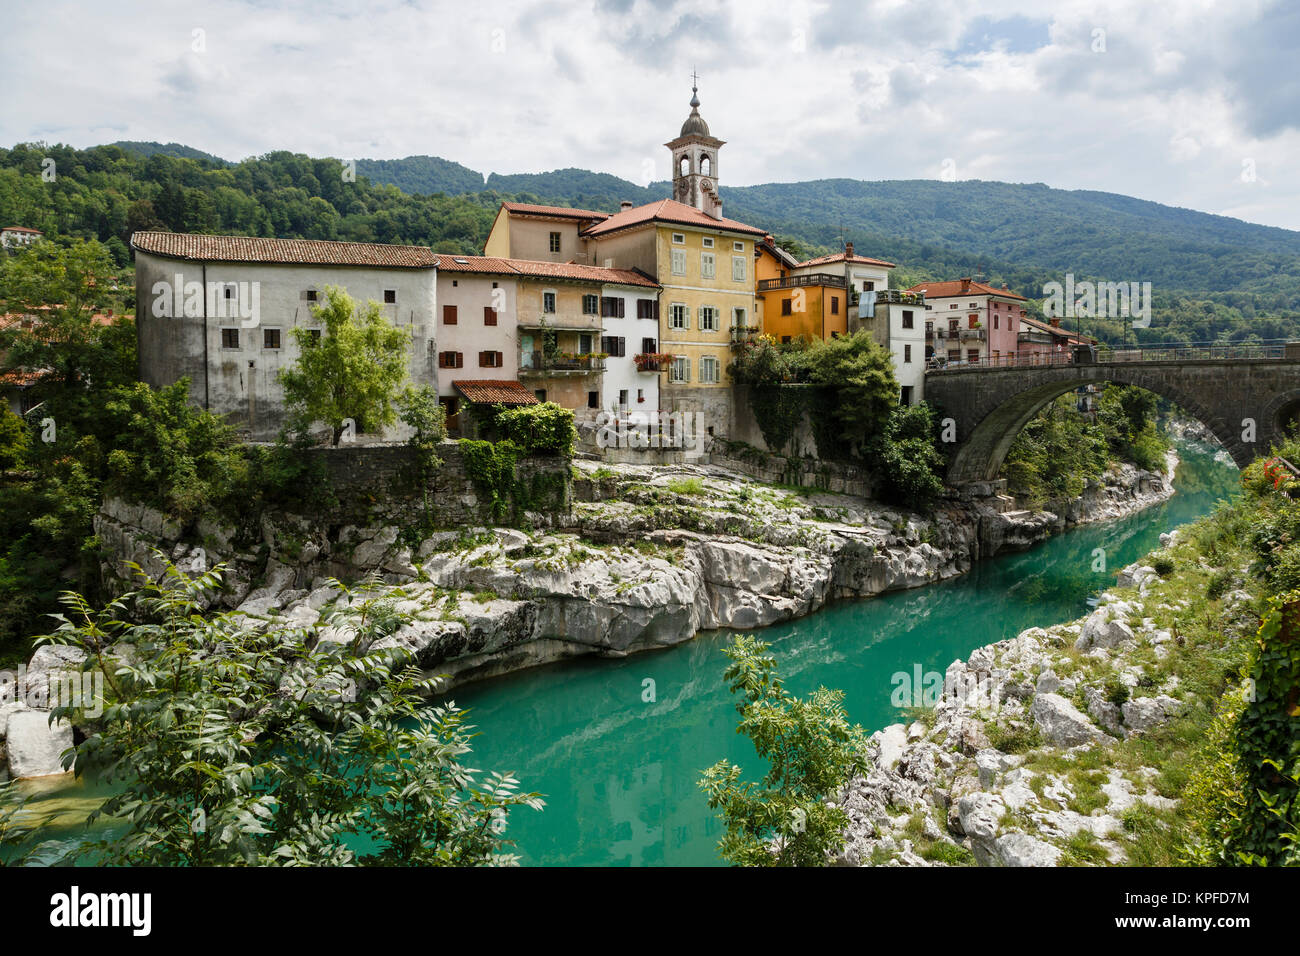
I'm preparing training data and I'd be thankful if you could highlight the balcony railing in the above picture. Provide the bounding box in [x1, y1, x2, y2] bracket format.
[519, 351, 605, 374]
[873, 289, 925, 306]
[633, 352, 673, 373]
[757, 273, 847, 292]
[959, 327, 987, 341]
[516, 309, 602, 331]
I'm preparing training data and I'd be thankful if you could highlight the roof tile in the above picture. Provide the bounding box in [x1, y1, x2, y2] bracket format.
[131, 231, 437, 268]
[452, 379, 540, 405]
[580, 198, 765, 238]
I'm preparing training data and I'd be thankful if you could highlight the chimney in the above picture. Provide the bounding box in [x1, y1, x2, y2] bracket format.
[1050, 317, 1061, 328]
[620, 200, 633, 211]
[844, 241, 854, 258]
[1002, 283, 1009, 291]
[960, 277, 971, 293]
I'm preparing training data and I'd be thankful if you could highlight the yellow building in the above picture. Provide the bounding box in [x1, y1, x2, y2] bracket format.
[754, 238, 848, 343]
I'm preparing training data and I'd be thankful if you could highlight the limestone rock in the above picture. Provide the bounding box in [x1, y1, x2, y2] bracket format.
[994, 831, 1062, 867]
[1030, 693, 1107, 747]
[6, 711, 74, 778]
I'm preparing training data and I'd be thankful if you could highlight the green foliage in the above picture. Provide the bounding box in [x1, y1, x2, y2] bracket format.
[699, 635, 867, 866]
[399, 385, 446, 529]
[0, 407, 28, 470]
[802, 331, 899, 454]
[748, 385, 813, 455]
[867, 402, 946, 511]
[1152, 555, 1176, 577]
[11, 558, 544, 866]
[489, 402, 575, 456]
[460, 438, 524, 524]
[280, 287, 412, 445]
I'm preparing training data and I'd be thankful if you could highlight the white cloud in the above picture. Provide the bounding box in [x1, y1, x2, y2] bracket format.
[1, 0, 1298, 229]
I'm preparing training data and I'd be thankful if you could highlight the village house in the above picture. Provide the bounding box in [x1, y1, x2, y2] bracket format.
[912, 277, 1029, 366]
[1, 226, 43, 251]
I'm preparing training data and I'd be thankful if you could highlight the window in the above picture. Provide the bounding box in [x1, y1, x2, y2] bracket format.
[734, 241, 744, 252]
[671, 249, 686, 276]
[221, 328, 239, 349]
[950, 303, 958, 309]
[582, 294, 599, 315]
[443, 305, 458, 325]
[699, 355, 720, 384]
[306, 329, 321, 346]
[733, 307, 746, 327]
[641, 336, 657, 353]
[993, 315, 999, 330]
[263, 328, 281, 349]
[672, 233, 685, 244]
[901, 385, 913, 406]
[543, 292, 556, 313]
[636, 298, 658, 319]
[383, 289, 396, 304]
[534, 389, 547, 402]
[781, 298, 793, 316]
[223, 285, 235, 300]
[699, 306, 719, 331]
[588, 391, 599, 409]
[601, 335, 627, 357]
[864, 281, 875, 292]
[969, 301, 978, 308]
[902, 310, 914, 329]
[478, 350, 503, 368]
[438, 351, 464, 369]
[669, 303, 688, 329]
[732, 256, 746, 281]
[904, 344, 912, 363]
[831, 297, 840, 315]
[305, 289, 318, 301]
[601, 296, 625, 318]
[969, 314, 979, 324]
[702, 236, 714, 249]
[617, 389, 628, 407]
[636, 388, 644, 403]
[670, 356, 690, 383]
[967, 349, 979, 363]
[700, 252, 715, 279]
[482, 306, 497, 326]
[948, 349, 960, 361]
[549, 232, 561, 253]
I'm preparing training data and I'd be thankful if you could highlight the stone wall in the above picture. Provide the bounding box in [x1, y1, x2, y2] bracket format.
[704, 437, 874, 497]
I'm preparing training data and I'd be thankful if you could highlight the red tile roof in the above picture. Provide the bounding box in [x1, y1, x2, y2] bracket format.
[434, 254, 658, 288]
[906, 278, 1027, 301]
[1020, 315, 1096, 344]
[2, 226, 42, 234]
[799, 251, 896, 269]
[500, 202, 609, 221]
[131, 231, 437, 268]
[453, 379, 540, 406]
[580, 198, 766, 238]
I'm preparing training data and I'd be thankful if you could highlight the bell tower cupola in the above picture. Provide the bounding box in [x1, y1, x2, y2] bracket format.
[666, 77, 726, 219]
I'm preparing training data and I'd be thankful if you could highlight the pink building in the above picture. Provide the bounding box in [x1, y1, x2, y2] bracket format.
[909, 277, 1028, 365]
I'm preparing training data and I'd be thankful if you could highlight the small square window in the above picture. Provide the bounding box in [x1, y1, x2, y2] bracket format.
[671, 233, 685, 244]
[223, 285, 235, 300]
[263, 328, 281, 349]
[384, 289, 396, 304]
[733, 241, 744, 252]
[221, 328, 239, 349]
[305, 289, 317, 301]
[702, 236, 714, 248]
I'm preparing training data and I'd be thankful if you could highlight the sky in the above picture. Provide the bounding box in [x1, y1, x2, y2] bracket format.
[4, 0, 1300, 230]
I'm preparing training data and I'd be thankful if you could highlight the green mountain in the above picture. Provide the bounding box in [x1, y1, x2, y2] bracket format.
[355, 155, 486, 197]
[111, 141, 231, 166]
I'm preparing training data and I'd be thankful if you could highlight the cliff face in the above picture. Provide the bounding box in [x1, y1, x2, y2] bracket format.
[87, 454, 1178, 693]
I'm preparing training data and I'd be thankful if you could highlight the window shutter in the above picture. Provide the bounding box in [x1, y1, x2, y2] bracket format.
[443, 305, 457, 325]
[484, 306, 497, 326]
[496, 351, 503, 367]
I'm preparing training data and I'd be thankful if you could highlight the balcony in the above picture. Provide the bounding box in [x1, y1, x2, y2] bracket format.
[757, 273, 847, 292]
[730, 324, 759, 348]
[873, 289, 925, 306]
[519, 351, 606, 375]
[633, 352, 673, 373]
[959, 327, 987, 341]
[516, 310, 602, 331]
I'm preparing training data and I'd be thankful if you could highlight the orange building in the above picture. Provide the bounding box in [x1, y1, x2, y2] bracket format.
[753, 237, 848, 344]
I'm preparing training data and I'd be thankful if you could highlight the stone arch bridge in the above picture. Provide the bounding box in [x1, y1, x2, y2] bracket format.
[924, 350, 1300, 485]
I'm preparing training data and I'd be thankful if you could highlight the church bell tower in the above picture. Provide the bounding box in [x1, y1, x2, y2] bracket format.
[665, 79, 725, 219]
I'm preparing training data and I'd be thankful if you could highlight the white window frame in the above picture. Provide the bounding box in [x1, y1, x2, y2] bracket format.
[702, 236, 715, 249]
[671, 249, 687, 276]
[731, 255, 746, 282]
[669, 302, 689, 330]
[699, 305, 719, 332]
[671, 356, 691, 383]
[733, 241, 744, 252]
[699, 354, 720, 384]
[671, 232, 686, 244]
[700, 252, 715, 279]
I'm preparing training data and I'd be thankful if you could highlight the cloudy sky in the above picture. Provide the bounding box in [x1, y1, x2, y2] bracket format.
[5, 0, 1300, 229]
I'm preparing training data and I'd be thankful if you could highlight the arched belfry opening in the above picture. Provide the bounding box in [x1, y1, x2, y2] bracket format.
[665, 80, 726, 219]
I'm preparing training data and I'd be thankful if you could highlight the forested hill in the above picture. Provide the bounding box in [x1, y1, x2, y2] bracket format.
[4, 140, 1299, 343]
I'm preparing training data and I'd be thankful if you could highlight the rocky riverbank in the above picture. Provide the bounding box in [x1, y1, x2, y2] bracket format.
[833, 528, 1256, 867]
[2, 449, 1178, 780]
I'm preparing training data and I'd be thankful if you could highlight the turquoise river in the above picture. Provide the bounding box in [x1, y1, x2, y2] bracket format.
[8, 439, 1238, 866]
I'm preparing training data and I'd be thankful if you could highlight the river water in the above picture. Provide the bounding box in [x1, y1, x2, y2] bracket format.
[7, 440, 1237, 866]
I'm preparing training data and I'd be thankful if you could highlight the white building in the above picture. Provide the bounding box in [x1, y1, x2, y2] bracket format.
[1, 226, 43, 250]
[132, 231, 438, 440]
[597, 281, 662, 417]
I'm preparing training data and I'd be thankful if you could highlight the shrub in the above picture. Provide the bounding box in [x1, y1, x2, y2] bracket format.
[491, 402, 575, 456]
[1151, 555, 1176, 577]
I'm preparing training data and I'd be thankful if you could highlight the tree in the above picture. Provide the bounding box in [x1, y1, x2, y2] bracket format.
[868, 402, 946, 510]
[0, 407, 27, 471]
[279, 286, 412, 445]
[802, 330, 899, 452]
[13, 557, 544, 866]
[699, 636, 867, 866]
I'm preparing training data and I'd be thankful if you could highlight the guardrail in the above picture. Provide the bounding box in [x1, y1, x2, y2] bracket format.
[927, 341, 1295, 372]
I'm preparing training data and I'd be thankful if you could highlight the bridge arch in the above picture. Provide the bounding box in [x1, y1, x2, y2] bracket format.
[924, 360, 1300, 484]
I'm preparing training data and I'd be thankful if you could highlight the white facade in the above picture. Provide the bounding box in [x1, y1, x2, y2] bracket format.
[135, 249, 437, 440]
[598, 283, 661, 415]
[874, 301, 926, 405]
[433, 270, 519, 401]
